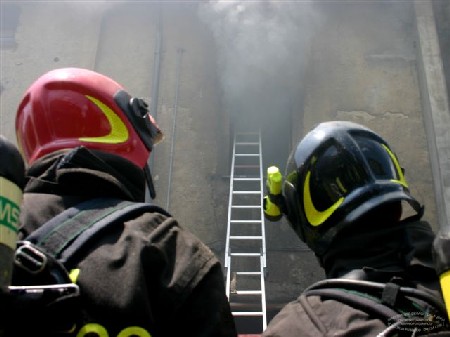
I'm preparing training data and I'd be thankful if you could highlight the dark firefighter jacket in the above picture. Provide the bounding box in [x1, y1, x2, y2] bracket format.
[11, 146, 238, 337]
[262, 219, 450, 337]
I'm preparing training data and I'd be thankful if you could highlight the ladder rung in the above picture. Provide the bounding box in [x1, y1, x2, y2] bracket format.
[232, 205, 260, 208]
[236, 271, 262, 275]
[229, 236, 263, 240]
[235, 154, 260, 157]
[230, 220, 262, 223]
[235, 142, 259, 145]
[233, 177, 260, 181]
[230, 253, 261, 256]
[233, 191, 261, 194]
[235, 290, 262, 295]
[232, 311, 264, 317]
[234, 165, 259, 168]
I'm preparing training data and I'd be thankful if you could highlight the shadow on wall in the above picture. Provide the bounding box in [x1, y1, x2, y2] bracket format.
[433, 0, 450, 104]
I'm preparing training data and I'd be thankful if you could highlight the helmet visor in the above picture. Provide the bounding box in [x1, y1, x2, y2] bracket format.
[300, 135, 406, 227]
[354, 134, 407, 187]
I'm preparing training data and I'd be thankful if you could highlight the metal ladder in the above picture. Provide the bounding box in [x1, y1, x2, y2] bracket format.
[225, 130, 267, 334]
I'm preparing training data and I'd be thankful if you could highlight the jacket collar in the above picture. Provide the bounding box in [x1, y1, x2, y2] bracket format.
[25, 147, 146, 202]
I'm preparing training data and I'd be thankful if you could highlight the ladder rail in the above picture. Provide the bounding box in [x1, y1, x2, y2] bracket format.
[260, 255, 267, 329]
[257, 131, 267, 329]
[258, 132, 267, 270]
[225, 133, 237, 270]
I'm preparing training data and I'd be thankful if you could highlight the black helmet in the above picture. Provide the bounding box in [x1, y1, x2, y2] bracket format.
[283, 121, 423, 256]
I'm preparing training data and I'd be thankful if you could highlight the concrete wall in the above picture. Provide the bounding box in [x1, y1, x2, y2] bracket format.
[1, 2, 103, 141]
[417, 0, 450, 231]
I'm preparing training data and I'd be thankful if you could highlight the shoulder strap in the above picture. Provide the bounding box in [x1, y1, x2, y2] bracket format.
[16, 198, 170, 274]
[304, 287, 399, 322]
[303, 278, 449, 335]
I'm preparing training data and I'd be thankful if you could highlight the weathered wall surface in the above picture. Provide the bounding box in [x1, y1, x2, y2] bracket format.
[0, 3, 103, 141]
[434, 0, 450, 231]
[417, 0, 450, 231]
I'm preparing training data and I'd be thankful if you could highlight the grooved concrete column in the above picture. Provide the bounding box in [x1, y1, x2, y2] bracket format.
[414, 0, 450, 229]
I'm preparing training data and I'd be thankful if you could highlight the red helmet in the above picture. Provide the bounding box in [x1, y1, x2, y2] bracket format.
[16, 68, 162, 168]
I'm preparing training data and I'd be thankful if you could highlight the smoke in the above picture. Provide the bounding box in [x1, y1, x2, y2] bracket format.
[198, 1, 322, 129]
[20, 0, 119, 10]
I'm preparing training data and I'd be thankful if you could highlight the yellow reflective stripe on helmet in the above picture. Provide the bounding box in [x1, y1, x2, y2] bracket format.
[304, 171, 344, 227]
[382, 144, 408, 187]
[336, 177, 347, 193]
[79, 95, 129, 144]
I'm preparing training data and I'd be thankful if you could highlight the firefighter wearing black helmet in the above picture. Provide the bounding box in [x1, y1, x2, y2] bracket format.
[263, 121, 449, 336]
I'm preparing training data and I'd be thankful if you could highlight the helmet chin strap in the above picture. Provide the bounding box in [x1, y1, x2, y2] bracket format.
[143, 163, 156, 201]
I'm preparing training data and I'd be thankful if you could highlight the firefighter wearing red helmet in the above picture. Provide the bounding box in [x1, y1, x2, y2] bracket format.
[11, 68, 237, 336]
[262, 121, 449, 336]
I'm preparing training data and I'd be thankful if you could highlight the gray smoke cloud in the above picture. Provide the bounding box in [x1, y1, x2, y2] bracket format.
[198, 1, 323, 129]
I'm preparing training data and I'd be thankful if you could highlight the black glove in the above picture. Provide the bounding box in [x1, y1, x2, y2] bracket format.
[2, 284, 81, 336]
